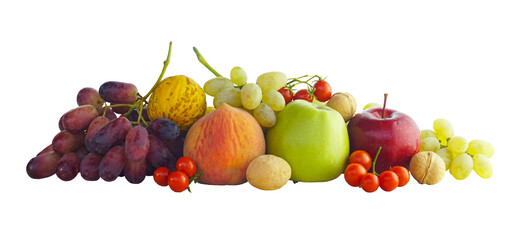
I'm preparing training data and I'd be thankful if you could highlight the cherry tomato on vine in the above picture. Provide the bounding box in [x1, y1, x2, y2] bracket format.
[349, 150, 372, 171]
[344, 163, 367, 187]
[168, 171, 190, 192]
[313, 80, 332, 102]
[293, 89, 313, 102]
[153, 167, 171, 187]
[176, 156, 197, 178]
[278, 87, 294, 104]
[390, 166, 410, 187]
[379, 170, 399, 192]
[360, 173, 380, 193]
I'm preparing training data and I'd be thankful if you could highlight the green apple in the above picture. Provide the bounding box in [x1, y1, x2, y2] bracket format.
[266, 100, 350, 182]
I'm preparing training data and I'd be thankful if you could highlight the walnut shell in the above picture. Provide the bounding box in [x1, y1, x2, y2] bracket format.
[326, 92, 357, 122]
[409, 151, 446, 185]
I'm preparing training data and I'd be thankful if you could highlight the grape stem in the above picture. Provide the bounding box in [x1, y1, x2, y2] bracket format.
[372, 146, 382, 176]
[96, 42, 173, 127]
[193, 47, 223, 77]
[120, 41, 173, 124]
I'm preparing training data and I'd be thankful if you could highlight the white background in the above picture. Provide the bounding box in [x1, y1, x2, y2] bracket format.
[1, 0, 513, 239]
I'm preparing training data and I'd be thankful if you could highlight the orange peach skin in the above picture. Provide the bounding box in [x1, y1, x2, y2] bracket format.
[183, 103, 266, 185]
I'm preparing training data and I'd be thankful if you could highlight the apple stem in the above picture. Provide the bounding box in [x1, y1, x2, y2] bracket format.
[372, 146, 382, 176]
[382, 93, 388, 119]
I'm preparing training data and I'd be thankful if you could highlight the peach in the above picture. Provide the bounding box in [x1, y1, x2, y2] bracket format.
[183, 103, 266, 185]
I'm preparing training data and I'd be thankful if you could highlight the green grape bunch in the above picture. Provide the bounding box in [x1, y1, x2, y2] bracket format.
[419, 118, 494, 180]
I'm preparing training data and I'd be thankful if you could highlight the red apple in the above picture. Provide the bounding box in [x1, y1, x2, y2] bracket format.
[347, 96, 420, 173]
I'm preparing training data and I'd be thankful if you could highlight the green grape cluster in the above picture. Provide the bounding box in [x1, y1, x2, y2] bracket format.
[202, 66, 288, 129]
[420, 119, 494, 180]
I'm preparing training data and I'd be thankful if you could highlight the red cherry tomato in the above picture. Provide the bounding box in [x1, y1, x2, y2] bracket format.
[153, 167, 171, 187]
[344, 163, 367, 187]
[168, 171, 190, 192]
[278, 87, 294, 104]
[313, 80, 332, 102]
[293, 89, 313, 102]
[360, 173, 379, 193]
[379, 170, 399, 192]
[349, 150, 372, 172]
[390, 166, 410, 187]
[176, 156, 197, 178]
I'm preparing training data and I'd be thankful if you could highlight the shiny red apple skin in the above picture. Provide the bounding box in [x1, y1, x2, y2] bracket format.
[347, 107, 421, 174]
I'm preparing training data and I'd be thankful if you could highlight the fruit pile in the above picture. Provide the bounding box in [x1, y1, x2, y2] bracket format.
[26, 42, 495, 193]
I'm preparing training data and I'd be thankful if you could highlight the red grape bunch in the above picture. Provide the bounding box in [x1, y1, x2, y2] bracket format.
[26, 83, 186, 184]
[26, 42, 192, 185]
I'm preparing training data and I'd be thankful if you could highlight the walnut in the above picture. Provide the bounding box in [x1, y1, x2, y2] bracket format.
[409, 151, 446, 185]
[326, 92, 357, 122]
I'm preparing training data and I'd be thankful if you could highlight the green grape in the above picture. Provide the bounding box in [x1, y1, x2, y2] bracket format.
[203, 77, 234, 97]
[363, 103, 382, 110]
[253, 103, 276, 128]
[435, 147, 453, 170]
[420, 137, 440, 152]
[467, 139, 494, 158]
[450, 153, 473, 180]
[420, 129, 437, 140]
[447, 136, 468, 154]
[214, 88, 242, 108]
[433, 118, 454, 143]
[230, 66, 247, 86]
[472, 154, 493, 179]
[256, 72, 287, 91]
[262, 89, 286, 111]
[241, 83, 262, 110]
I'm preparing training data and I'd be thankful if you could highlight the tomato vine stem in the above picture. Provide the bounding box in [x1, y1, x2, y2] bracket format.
[372, 146, 382, 176]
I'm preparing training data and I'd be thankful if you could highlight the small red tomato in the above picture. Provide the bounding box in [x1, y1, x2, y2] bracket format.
[278, 87, 294, 104]
[168, 171, 190, 192]
[390, 166, 410, 187]
[176, 156, 197, 178]
[379, 170, 399, 192]
[360, 173, 380, 193]
[153, 167, 172, 187]
[349, 150, 372, 172]
[344, 163, 367, 187]
[313, 80, 332, 102]
[293, 89, 313, 102]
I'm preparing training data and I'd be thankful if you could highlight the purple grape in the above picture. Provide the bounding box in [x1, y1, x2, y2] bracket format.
[77, 87, 104, 108]
[164, 131, 187, 158]
[125, 126, 149, 162]
[99, 81, 138, 104]
[52, 130, 85, 155]
[27, 151, 61, 179]
[80, 152, 102, 181]
[85, 116, 110, 152]
[99, 146, 127, 182]
[149, 118, 180, 141]
[56, 153, 80, 181]
[61, 105, 99, 133]
[124, 159, 146, 184]
[146, 134, 175, 169]
[91, 117, 132, 154]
